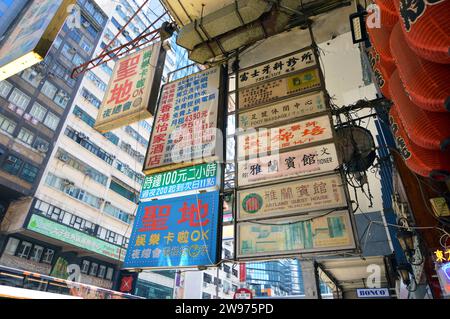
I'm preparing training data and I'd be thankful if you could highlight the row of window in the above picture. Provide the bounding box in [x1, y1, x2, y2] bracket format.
[0, 152, 39, 184]
[0, 81, 62, 131]
[65, 126, 115, 165]
[73, 106, 119, 145]
[103, 202, 132, 224]
[56, 148, 108, 186]
[124, 125, 148, 147]
[45, 173, 103, 209]
[86, 71, 107, 92]
[80, 259, 114, 280]
[109, 180, 138, 203]
[65, 126, 144, 184]
[33, 199, 129, 248]
[81, 87, 102, 108]
[4, 237, 54, 264]
[119, 141, 145, 164]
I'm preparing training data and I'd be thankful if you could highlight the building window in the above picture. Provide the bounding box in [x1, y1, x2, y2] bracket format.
[41, 81, 58, 100]
[0, 80, 13, 98]
[89, 263, 98, 276]
[52, 36, 63, 50]
[16, 241, 32, 259]
[81, 260, 90, 274]
[43, 112, 60, 131]
[4, 237, 20, 255]
[17, 128, 35, 145]
[98, 265, 106, 279]
[0, 114, 17, 134]
[42, 248, 54, 264]
[29, 102, 47, 122]
[8, 88, 30, 109]
[54, 90, 70, 109]
[103, 203, 131, 224]
[21, 68, 42, 87]
[33, 137, 50, 153]
[20, 163, 39, 183]
[105, 267, 114, 281]
[29, 245, 44, 262]
[2, 155, 23, 175]
[109, 180, 138, 203]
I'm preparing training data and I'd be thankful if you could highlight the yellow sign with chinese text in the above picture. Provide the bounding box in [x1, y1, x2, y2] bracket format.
[94, 42, 165, 133]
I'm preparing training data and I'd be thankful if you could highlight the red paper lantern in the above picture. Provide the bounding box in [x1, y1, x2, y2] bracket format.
[389, 106, 450, 181]
[394, 0, 450, 64]
[389, 70, 450, 151]
[390, 22, 450, 112]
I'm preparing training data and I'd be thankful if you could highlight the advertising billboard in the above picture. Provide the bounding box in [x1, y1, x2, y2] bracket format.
[237, 143, 339, 187]
[238, 68, 322, 110]
[95, 42, 166, 133]
[237, 174, 347, 221]
[238, 91, 326, 130]
[238, 48, 317, 88]
[237, 114, 333, 159]
[0, 0, 76, 81]
[140, 163, 220, 200]
[27, 214, 125, 261]
[237, 210, 356, 259]
[143, 66, 226, 174]
[123, 191, 221, 269]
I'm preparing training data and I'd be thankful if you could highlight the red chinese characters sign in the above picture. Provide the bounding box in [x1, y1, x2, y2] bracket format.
[237, 115, 333, 159]
[95, 42, 164, 133]
[144, 67, 222, 174]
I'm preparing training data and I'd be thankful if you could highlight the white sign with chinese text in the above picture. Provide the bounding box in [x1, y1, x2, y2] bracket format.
[238, 91, 326, 130]
[237, 174, 347, 221]
[95, 42, 164, 133]
[238, 143, 339, 187]
[144, 67, 222, 174]
[237, 114, 333, 159]
[238, 48, 316, 88]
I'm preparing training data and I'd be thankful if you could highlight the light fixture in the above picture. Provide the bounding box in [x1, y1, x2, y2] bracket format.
[396, 229, 415, 257]
[349, 8, 368, 44]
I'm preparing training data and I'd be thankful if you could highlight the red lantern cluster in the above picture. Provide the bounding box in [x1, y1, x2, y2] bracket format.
[367, 1, 450, 180]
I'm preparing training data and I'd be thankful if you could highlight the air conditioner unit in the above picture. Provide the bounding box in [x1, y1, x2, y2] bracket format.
[37, 144, 49, 153]
[78, 132, 87, 139]
[63, 179, 74, 186]
[59, 154, 69, 162]
[82, 22, 90, 28]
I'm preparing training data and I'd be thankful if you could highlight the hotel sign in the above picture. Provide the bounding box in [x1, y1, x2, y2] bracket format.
[237, 143, 339, 187]
[238, 91, 326, 130]
[237, 114, 333, 159]
[238, 48, 317, 88]
[95, 42, 166, 133]
[237, 174, 346, 221]
[238, 68, 322, 110]
[237, 210, 356, 258]
[143, 67, 224, 174]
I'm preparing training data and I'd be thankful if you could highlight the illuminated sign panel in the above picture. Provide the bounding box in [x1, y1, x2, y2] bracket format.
[123, 191, 221, 269]
[0, 0, 76, 81]
[140, 163, 220, 200]
[95, 42, 166, 133]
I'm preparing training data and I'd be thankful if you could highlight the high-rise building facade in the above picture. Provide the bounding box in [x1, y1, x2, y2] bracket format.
[0, 0, 28, 39]
[0, 0, 195, 293]
[0, 0, 109, 285]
